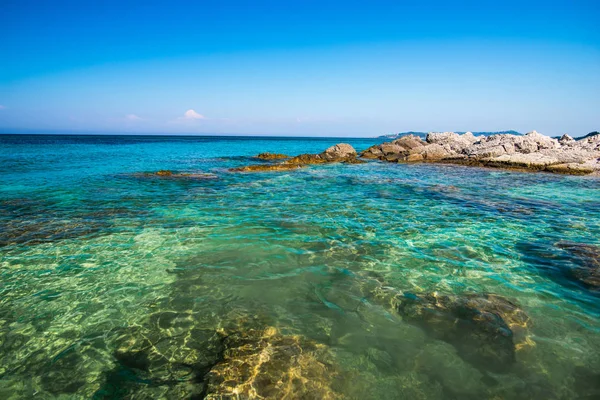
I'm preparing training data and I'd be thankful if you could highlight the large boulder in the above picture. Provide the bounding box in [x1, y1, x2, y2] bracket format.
[393, 134, 427, 150]
[414, 143, 456, 160]
[321, 143, 357, 161]
[360, 145, 384, 159]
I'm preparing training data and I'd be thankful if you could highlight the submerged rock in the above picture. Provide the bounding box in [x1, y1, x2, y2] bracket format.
[518, 240, 600, 291]
[393, 292, 529, 372]
[256, 152, 290, 160]
[204, 326, 339, 399]
[100, 322, 340, 399]
[556, 241, 600, 289]
[364, 278, 531, 373]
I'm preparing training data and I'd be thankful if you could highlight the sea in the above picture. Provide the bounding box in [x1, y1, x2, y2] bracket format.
[1, 134, 599, 399]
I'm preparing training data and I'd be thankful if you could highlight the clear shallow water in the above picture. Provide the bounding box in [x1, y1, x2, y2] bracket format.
[1, 134, 599, 399]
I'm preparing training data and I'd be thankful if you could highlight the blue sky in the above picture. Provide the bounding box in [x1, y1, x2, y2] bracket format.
[1, 0, 599, 137]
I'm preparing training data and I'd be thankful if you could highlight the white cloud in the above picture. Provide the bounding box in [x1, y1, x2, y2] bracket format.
[125, 113, 142, 121]
[183, 109, 205, 120]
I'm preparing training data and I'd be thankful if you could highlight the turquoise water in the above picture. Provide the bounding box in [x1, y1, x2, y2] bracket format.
[1, 134, 599, 399]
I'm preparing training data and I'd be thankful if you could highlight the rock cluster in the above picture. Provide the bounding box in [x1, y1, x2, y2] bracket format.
[231, 143, 361, 172]
[361, 131, 600, 175]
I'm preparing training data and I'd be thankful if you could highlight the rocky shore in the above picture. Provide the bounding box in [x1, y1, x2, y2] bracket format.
[233, 131, 600, 175]
[362, 131, 600, 175]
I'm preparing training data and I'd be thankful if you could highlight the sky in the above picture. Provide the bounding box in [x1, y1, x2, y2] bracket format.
[0, 0, 599, 137]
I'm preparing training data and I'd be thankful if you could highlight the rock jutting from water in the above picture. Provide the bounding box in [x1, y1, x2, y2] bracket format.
[256, 152, 290, 160]
[361, 131, 600, 175]
[231, 143, 362, 172]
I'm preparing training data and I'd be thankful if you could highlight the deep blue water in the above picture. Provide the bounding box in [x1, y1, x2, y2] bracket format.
[1, 134, 599, 399]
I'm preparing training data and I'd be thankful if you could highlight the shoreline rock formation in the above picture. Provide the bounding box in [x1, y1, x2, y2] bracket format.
[361, 131, 600, 175]
[231, 143, 362, 172]
[230, 131, 599, 175]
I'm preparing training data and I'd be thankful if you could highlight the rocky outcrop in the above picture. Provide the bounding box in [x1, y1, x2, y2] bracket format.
[322, 143, 357, 160]
[361, 130, 600, 175]
[361, 135, 431, 161]
[231, 143, 361, 172]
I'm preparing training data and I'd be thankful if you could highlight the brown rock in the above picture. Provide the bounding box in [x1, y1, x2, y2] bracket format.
[232, 143, 359, 172]
[360, 145, 384, 159]
[286, 153, 326, 165]
[392, 135, 426, 150]
[256, 152, 289, 160]
[321, 143, 357, 161]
